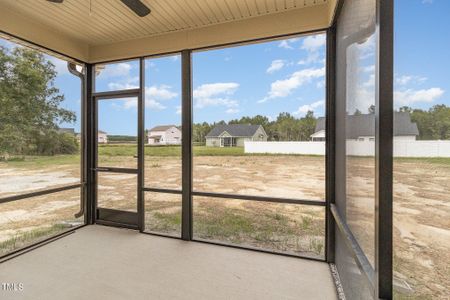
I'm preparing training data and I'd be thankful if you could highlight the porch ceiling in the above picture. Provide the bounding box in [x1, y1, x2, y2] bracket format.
[0, 0, 337, 63]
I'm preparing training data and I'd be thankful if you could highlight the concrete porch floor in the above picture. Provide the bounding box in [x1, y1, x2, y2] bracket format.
[0, 225, 337, 300]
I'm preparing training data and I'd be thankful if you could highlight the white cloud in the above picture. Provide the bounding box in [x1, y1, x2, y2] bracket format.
[145, 85, 177, 111]
[278, 38, 299, 50]
[395, 87, 444, 105]
[266, 60, 285, 74]
[194, 83, 238, 98]
[97, 62, 132, 78]
[146, 99, 166, 110]
[355, 35, 375, 60]
[422, 0, 433, 4]
[298, 34, 326, 65]
[123, 98, 139, 109]
[119, 85, 177, 111]
[301, 35, 326, 52]
[196, 97, 238, 109]
[362, 65, 375, 73]
[193, 82, 240, 109]
[293, 100, 325, 116]
[107, 79, 139, 91]
[146, 85, 177, 100]
[176, 105, 182, 115]
[316, 80, 325, 89]
[395, 75, 427, 86]
[260, 67, 325, 102]
[298, 51, 321, 65]
[225, 108, 240, 114]
[363, 74, 375, 88]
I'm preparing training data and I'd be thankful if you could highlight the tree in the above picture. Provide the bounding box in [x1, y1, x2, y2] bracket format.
[0, 46, 76, 156]
[397, 105, 450, 140]
[298, 111, 317, 141]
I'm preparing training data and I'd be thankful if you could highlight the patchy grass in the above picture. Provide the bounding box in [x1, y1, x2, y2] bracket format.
[0, 223, 72, 256]
[192, 199, 325, 257]
[4, 145, 449, 168]
[394, 156, 450, 167]
[0, 154, 80, 168]
[143, 196, 325, 258]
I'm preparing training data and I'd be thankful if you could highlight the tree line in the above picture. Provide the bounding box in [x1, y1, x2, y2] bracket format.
[193, 104, 450, 144]
[399, 105, 450, 140]
[193, 111, 318, 144]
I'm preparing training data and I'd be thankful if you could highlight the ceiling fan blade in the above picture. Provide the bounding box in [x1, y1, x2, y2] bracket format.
[120, 0, 151, 17]
[47, 0, 64, 3]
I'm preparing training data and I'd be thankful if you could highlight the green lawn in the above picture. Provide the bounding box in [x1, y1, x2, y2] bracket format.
[1, 144, 450, 167]
[98, 145, 246, 156]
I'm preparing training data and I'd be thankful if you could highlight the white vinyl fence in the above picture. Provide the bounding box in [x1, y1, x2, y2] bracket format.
[244, 140, 450, 157]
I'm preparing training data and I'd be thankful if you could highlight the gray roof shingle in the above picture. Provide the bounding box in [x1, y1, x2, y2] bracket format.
[314, 112, 419, 138]
[206, 124, 264, 137]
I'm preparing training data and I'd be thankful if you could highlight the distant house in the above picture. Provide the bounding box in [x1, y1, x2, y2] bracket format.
[205, 124, 268, 147]
[311, 112, 419, 141]
[98, 131, 108, 144]
[148, 125, 181, 145]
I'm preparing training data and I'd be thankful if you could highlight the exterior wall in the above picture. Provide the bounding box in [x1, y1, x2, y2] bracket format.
[244, 140, 450, 157]
[206, 137, 220, 147]
[236, 137, 250, 147]
[311, 130, 325, 141]
[251, 127, 268, 142]
[98, 133, 108, 144]
[164, 127, 182, 144]
[148, 127, 181, 145]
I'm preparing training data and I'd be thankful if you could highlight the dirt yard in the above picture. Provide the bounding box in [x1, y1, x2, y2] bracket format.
[0, 154, 449, 298]
[345, 157, 450, 299]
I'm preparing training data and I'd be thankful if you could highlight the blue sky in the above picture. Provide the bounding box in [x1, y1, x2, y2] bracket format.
[0, 0, 449, 136]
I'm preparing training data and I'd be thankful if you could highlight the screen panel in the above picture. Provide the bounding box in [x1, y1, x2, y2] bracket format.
[393, 1, 450, 297]
[97, 97, 138, 169]
[144, 54, 182, 190]
[95, 60, 140, 92]
[192, 34, 327, 202]
[145, 192, 181, 237]
[0, 188, 82, 256]
[97, 173, 137, 212]
[335, 0, 377, 298]
[193, 196, 325, 259]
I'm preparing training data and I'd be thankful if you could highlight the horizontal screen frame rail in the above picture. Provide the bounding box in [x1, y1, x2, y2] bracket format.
[94, 167, 138, 174]
[191, 191, 325, 206]
[92, 89, 140, 99]
[143, 187, 182, 194]
[142, 188, 325, 206]
[0, 183, 84, 205]
[330, 203, 375, 291]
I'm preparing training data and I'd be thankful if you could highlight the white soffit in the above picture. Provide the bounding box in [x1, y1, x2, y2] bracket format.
[0, 0, 336, 62]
